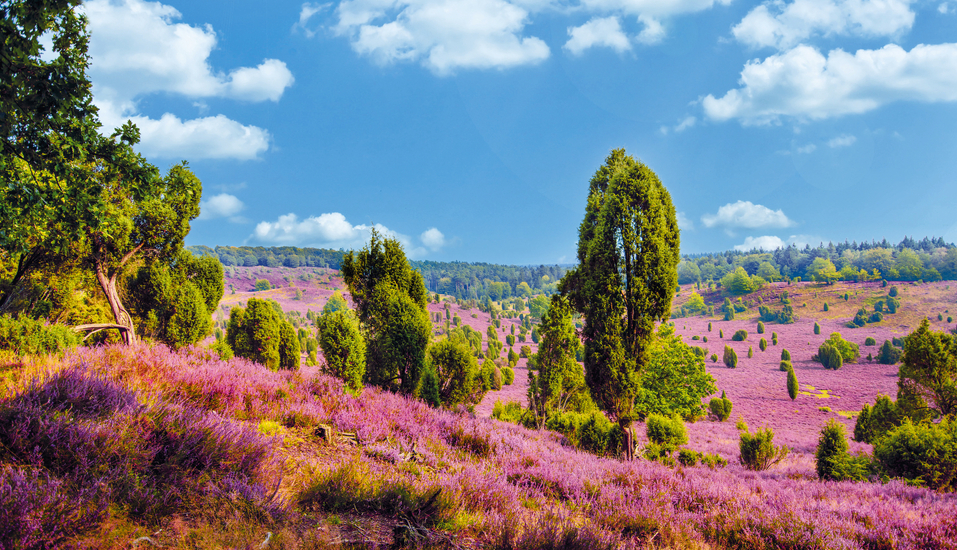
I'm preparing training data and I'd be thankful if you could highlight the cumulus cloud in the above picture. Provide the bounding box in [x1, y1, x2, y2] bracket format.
[333, 0, 550, 75]
[701, 200, 795, 233]
[636, 15, 666, 44]
[581, 0, 732, 19]
[252, 212, 444, 258]
[676, 211, 694, 230]
[702, 43, 957, 125]
[564, 17, 631, 55]
[731, 0, 915, 51]
[827, 134, 857, 148]
[295, 2, 329, 37]
[734, 234, 823, 251]
[420, 227, 447, 251]
[198, 193, 247, 222]
[941, 2, 951, 13]
[82, 0, 294, 159]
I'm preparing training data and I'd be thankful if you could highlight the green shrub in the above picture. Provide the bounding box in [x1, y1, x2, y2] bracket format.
[723, 345, 738, 368]
[708, 322, 712, 331]
[781, 349, 791, 361]
[938, 313, 944, 321]
[818, 343, 843, 370]
[254, 279, 271, 291]
[844, 293, 849, 301]
[759, 338, 768, 352]
[779, 360, 792, 372]
[502, 366, 515, 385]
[757, 321, 765, 334]
[646, 414, 688, 452]
[317, 310, 366, 392]
[691, 335, 700, 340]
[823, 302, 829, 312]
[228, 298, 300, 370]
[711, 354, 718, 363]
[889, 286, 898, 297]
[491, 400, 524, 423]
[492, 367, 503, 391]
[738, 424, 789, 471]
[873, 419, 957, 491]
[816, 420, 871, 482]
[700, 453, 728, 469]
[0, 315, 79, 356]
[731, 330, 748, 341]
[747, 346, 753, 358]
[702, 336, 708, 343]
[719, 330, 724, 338]
[854, 395, 902, 444]
[865, 337, 877, 346]
[814, 322, 821, 335]
[787, 367, 798, 400]
[772, 332, 778, 345]
[677, 448, 701, 467]
[877, 340, 901, 365]
[579, 412, 619, 456]
[709, 391, 732, 421]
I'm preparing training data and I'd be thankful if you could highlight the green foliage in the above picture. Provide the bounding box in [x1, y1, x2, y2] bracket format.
[873, 419, 957, 491]
[317, 310, 366, 393]
[701, 453, 729, 469]
[723, 345, 738, 368]
[748, 346, 753, 358]
[559, 149, 680, 452]
[772, 332, 778, 345]
[817, 333, 860, 366]
[719, 329, 724, 338]
[709, 391, 733, 421]
[528, 294, 550, 320]
[865, 337, 877, 346]
[738, 424, 789, 471]
[419, 366, 441, 407]
[823, 302, 829, 312]
[0, 315, 79, 355]
[227, 298, 299, 370]
[757, 321, 765, 334]
[254, 279, 271, 292]
[759, 338, 768, 352]
[878, 340, 901, 365]
[341, 230, 431, 394]
[720, 267, 765, 296]
[430, 338, 483, 407]
[781, 349, 791, 361]
[646, 414, 688, 451]
[322, 291, 349, 316]
[502, 366, 515, 385]
[731, 330, 748, 341]
[849, 308, 868, 328]
[889, 286, 899, 297]
[779, 360, 792, 372]
[633, 326, 717, 421]
[818, 343, 844, 370]
[787, 367, 798, 400]
[527, 295, 585, 428]
[708, 322, 712, 332]
[898, 320, 957, 419]
[854, 395, 903, 444]
[710, 353, 718, 363]
[816, 420, 871, 482]
[814, 322, 821, 335]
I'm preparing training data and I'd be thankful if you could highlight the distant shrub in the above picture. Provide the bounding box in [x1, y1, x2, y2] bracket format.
[731, 330, 748, 341]
[816, 420, 870, 482]
[844, 293, 849, 301]
[814, 322, 821, 335]
[873, 419, 957, 492]
[719, 330, 724, 338]
[777, 305, 795, 324]
[949, 317, 954, 324]
[711, 354, 718, 363]
[317, 310, 366, 393]
[0, 315, 79, 356]
[692, 335, 700, 340]
[854, 395, 902, 444]
[677, 448, 701, 467]
[502, 366, 515, 385]
[849, 308, 868, 328]
[578, 412, 620, 457]
[708, 322, 712, 331]
[491, 400, 524, 423]
[823, 302, 829, 312]
[709, 391, 732, 421]
[787, 367, 798, 400]
[228, 298, 300, 370]
[875, 300, 884, 312]
[889, 286, 899, 297]
[759, 338, 768, 352]
[818, 332, 859, 365]
[772, 332, 778, 345]
[781, 349, 791, 361]
[757, 321, 765, 334]
[646, 414, 688, 452]
[939, 313, 944, 321]
[701, 453, 728, 469]
[779, 360, 792, 372]
[702, 336, 708, 343]
[738, 423, 789, 471]
[887, 297, 900, 314]
[818, 344, 843, 370]
[491, 367, 503, 391]
[254, 278, 271, 291]
[864, 337, 877, 346]
[723, 346, 738, 368]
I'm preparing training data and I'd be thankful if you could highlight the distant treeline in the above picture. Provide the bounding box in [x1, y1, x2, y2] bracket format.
[679, 236, 957, 284]
[186, 245, 570, 301]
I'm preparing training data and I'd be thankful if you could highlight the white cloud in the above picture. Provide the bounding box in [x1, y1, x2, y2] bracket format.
[732, 0, 915, 51]
[564, 17, 631, 55]
[581, 0, 732, 19]
[702, 43, 957, 125]
[734, 235, 786, 251]
[334, 0, 550, 75]
[636, 15, 666, 45]
[420, 227, 447, 251]
[941, 3, 951, 14]
[674, 115, 696, 132]
[82, 0, 294, 159]
[199, 193, 247, 222]
[735, 234, 824, 251]
[827, 134, 857, 148]
[796, 143, 817, 153]
[676, 211, 694, 230]
[702, 200, 796, 232]
[252, 212, 442, 258]
[295, 2, 329, 37]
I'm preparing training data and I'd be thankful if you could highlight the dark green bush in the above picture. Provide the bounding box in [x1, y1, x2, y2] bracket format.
[757, 321, 765, 334]
[710, 354, 718, 363]
[878, 340, 902, 364]
[779, 360, 792, 372]
[787, 367, 798, 400]
[889, 286, 898, 297]
[731, 330, 748, 341]
[781, 349, 791, 361]
[818, 344, 843, 370]
[0, 315, 79, 356]
[677, 448, 701, 467]
[823, 302, 829, 312]
[816, 419, 871, 482]
[748, 346, 753, 358]
[646, 414, 688, 452]
[578, 412, 620, 457]
[723, 346, 738, 368]
[772, 332, 778, 345]
[254, 279, 271, 291]
[759, 338, 768, 351]
[868, 311, 884, 323]
[502, 366, 515, 385]
[865, 337, 877, 346]
[719, 329, 724, 338]
[817, 333, 859, 366]
[738, 424, 789, 471]
[814, 322, 821, 335]
[873, 419, 957, 491]
[854, 395, 902, 444]
[708, 391, 732, 421]
[708, 322, 712, 331]
[700, 453, 728, 469]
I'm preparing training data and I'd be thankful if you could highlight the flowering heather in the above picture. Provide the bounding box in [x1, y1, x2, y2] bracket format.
[3, 342, 956, 548]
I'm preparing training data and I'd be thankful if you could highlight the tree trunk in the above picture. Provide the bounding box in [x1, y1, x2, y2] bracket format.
[621, 420, 634, 460]
[95, 264, 136, 345]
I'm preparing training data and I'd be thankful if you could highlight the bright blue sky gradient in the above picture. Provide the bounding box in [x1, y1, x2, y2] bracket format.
[80, 0, 957, 264]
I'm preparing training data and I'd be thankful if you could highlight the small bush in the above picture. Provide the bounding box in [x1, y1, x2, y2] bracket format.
[709, 391, 733, 421]
[692, 335, 700, 340]
[864, 337, 877, 346]
[877, 340, 901, 365]
[646, 414, 688, 452]
[759, 338, 768, 352]
[254, 279, 271, 291]
[781, 349, 791, 361]
[757, 321, 765, 334]
[723, 346, 738, 368]
[701, 453, 728, 469]
[873, 419, 957, 492]
[779, 360, 792, 372]
[0, 315, 80, 356]
[719, 330, 724, 338]
[889, 286, 898, 297]
[738, 424, 789, 471]
[772, 332, 778, 345]
[823, 302, 829, 311]
[731, 330, 748, 341]
[702, 336, 708, 343]
[787, 367, 798, 400]
[814, 322, 821, 335]
[748, 346, 753, 358]
[677, 448, 701, 467]
[854, 395, 902, 444]
[708, 322, 712, 331]
[816, 419, 871, 482]
[710, 354, 718, 363]
[502, 366, 515, 385]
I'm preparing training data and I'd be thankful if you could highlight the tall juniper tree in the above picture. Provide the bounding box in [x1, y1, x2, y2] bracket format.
[560, 149, 680, 459]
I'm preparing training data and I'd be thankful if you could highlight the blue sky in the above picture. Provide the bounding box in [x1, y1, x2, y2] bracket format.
[79, 0, 957, 264]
